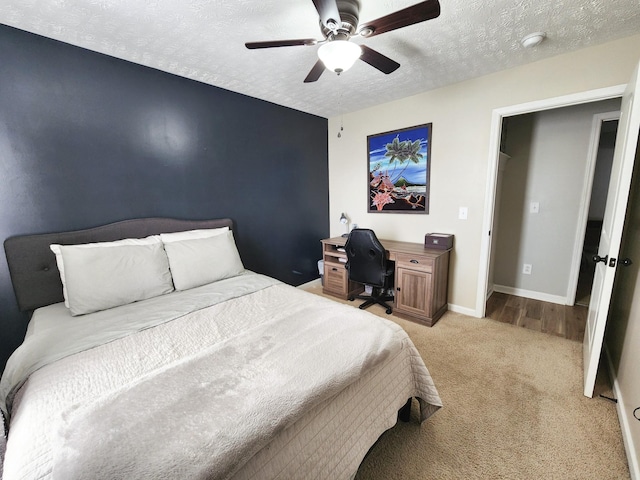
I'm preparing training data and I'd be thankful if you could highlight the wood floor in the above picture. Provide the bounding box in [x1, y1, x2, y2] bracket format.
[486, 292, 587, 342]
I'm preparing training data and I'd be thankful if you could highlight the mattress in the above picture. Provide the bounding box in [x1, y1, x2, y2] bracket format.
[1, 272, 441, 479]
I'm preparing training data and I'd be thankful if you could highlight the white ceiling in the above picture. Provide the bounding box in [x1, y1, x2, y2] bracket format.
[2, 0, 640, 119]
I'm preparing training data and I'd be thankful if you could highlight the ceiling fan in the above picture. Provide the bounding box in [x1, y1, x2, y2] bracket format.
[245, 0, 441, 83]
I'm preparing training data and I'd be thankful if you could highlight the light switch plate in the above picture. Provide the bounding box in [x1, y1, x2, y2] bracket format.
[459, 207, 468, 220]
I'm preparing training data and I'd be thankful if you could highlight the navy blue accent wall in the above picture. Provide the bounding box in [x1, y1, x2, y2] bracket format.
[0, 25, 329, 371]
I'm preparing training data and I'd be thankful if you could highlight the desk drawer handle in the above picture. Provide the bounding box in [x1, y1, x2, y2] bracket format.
[410, 259, 419, 264]
[331, 267, 338, 272]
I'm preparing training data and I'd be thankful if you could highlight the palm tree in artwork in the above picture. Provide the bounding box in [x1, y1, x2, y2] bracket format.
[384, 136, 424, 184]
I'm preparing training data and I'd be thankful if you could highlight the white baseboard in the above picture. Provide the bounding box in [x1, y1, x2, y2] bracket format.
[486, 285, 495, 301]
[493, 285, 567, 305]
[604, 346, 639, 480]
[448, 303, 478, 317]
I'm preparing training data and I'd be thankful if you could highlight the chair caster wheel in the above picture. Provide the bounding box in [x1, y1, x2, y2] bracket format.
[386, 308, 392, 314]
[348, 296, 354, 301]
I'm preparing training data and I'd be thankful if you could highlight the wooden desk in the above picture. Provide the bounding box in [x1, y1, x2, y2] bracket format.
[320, 236, 450, 327]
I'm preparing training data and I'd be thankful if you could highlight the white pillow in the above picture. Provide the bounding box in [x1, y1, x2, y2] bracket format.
[59, 242, 174, 316]
[51, 235, 161, 307]
[160, 226, 229, 244]
[163, 230, 245, 291]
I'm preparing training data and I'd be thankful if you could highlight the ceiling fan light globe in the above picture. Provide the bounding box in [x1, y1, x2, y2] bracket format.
[318, 40, 362, 74]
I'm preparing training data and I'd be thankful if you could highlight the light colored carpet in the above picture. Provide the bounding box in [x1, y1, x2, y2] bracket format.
[300, 281, 630, 480]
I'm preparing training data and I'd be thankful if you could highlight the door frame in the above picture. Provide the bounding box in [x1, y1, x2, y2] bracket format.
[476, 85, 626, 317]
[566, 111, 620, 306]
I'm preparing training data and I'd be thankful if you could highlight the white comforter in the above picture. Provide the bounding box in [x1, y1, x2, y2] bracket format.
[2, 273, 441, 480]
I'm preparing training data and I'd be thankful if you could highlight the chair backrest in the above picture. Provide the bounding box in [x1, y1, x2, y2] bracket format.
[345, 229, 388, 287]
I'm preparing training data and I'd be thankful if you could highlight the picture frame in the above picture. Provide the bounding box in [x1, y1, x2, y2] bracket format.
[367, 123, 431, 214]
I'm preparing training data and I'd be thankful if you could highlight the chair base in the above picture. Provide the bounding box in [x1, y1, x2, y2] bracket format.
[349, 287, 394, 315]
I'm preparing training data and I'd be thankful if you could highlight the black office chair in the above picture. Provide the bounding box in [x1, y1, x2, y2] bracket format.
[345, 228, 394, 314]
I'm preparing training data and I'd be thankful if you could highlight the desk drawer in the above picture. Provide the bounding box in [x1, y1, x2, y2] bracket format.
[395, 253, 433, 273]
[324, 262, 348, 293]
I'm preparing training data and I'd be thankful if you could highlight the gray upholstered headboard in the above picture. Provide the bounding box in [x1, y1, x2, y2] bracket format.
[3, 217, 234, 313]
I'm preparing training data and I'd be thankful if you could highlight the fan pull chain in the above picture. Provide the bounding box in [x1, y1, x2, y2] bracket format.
[338, 89, 344, 138]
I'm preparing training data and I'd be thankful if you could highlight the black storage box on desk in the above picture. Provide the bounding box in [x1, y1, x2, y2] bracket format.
[424, 233, 454, 250]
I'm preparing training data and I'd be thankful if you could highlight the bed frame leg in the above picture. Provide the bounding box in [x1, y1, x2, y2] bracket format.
[398, 398, 412, 422]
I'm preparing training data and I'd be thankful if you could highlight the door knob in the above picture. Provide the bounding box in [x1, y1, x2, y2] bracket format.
[592, 254, 608, 264]
[619, 258, 633, 267]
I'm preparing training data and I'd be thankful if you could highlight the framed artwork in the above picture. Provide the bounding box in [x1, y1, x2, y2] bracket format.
[367, 123, 431, 213]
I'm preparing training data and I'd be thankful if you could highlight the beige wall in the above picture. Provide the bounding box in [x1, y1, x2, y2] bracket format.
[328, 34, 640, 314]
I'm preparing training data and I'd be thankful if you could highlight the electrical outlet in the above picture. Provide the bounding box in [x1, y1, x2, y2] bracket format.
[523, 264, 532, 275]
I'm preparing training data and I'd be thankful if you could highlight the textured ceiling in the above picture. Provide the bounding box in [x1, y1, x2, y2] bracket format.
[2, 0, 640, 118]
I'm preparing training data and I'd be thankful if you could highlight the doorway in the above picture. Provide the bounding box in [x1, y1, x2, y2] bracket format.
[476, 84, 626, 319]
[478, 64, 640, 403]
[486, 100, 621, 312]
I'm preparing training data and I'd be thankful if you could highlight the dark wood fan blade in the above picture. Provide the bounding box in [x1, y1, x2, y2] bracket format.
[304, 60, 326, 83]
[245, 39, 318, 49]
[359, 45, 400, 74]
[312, 0, 342, 29]
[357, 0, 440, 38]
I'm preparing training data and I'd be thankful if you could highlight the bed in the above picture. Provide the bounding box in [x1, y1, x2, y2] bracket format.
[1, 217, 441, 480]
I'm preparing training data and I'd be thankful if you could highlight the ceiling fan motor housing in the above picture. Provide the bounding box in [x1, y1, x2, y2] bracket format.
[320, 0, 361, 38]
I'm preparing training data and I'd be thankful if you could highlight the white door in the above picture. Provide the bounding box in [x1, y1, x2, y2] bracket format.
[583, 62, 640, 397]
